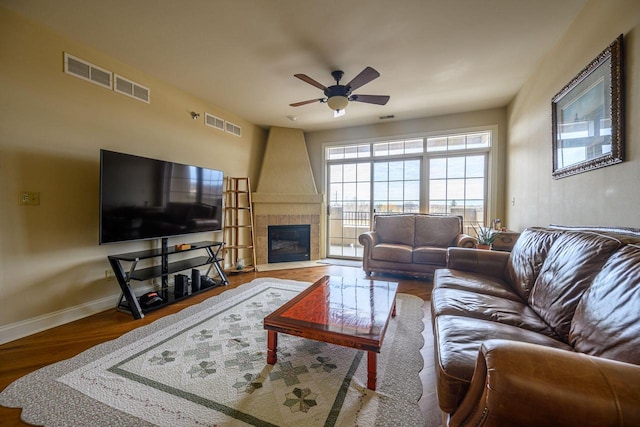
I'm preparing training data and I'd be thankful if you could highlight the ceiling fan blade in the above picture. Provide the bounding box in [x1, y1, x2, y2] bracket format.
[350, 94, 390, 105]
[289, 98, 324, 107]
[346, 67, 380, 91]
[294, 74, 328, 91]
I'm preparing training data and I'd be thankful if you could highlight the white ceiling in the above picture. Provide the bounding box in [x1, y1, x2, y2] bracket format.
[2, 0, 588, 132]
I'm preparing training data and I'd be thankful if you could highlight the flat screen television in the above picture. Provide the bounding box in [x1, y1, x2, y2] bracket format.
[99, 149, 224, 244]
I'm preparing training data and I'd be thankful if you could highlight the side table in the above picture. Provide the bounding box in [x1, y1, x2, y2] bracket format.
[491, 231, 520, 252]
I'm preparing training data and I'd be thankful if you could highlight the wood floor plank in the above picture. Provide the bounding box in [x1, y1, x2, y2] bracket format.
[0, 265, 436, 426]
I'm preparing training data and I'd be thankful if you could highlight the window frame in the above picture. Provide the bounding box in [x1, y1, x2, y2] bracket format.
[322, 125, 499, 255]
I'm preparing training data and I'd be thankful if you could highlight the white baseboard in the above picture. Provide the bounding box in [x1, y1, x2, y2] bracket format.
[0, 294, 119, 346]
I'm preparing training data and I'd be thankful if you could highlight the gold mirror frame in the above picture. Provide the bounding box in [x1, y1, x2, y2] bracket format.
[551, 35, 624, 179]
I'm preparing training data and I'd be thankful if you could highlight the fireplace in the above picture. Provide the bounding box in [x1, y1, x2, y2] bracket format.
[252, 127, 323, 265]
[268, 224, 311, 263]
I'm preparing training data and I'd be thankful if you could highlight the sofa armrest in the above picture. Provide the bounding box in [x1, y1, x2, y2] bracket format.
[358, 230, 379, 247]
[455, 233, 477, 248]
[359, 231, 380, 274]
[446, 247, 510, 278]
[450, 339, 640, 427]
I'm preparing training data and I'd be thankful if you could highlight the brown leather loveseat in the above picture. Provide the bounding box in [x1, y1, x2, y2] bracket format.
[359, 214, 475, 278]
[431, 226, 640, 426]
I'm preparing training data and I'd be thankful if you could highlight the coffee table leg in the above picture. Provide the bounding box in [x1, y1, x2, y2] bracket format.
[367, 351, 377, 390]
[267, 330, 278, 364]
[392, 300, 397, 318]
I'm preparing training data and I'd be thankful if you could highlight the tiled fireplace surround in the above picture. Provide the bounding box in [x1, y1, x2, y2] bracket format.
[253, 212, 320, 265]
[252, 193, 323, 265]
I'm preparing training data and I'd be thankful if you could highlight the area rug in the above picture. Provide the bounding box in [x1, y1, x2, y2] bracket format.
[0, 278, 426, 426]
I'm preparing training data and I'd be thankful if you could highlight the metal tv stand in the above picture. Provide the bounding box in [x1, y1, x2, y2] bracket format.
[108, 238, 228, 319]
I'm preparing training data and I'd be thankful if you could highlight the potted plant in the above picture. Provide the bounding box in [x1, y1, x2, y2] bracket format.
[472, 224, 498, 249]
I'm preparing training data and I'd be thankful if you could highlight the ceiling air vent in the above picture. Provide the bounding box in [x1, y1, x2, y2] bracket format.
[114, 74, 150, 103]
[225, 121, 242, 137]
[64, 52, 112, 89]
[205, 113, 225, 131]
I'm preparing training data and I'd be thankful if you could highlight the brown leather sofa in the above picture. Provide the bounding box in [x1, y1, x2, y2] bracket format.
[358, 214, 476, 278]
[431, 226, 640, 426]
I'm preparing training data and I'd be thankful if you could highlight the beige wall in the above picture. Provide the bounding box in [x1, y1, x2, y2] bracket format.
[0, 8, 267, 342]
[506, 0, 640, 230]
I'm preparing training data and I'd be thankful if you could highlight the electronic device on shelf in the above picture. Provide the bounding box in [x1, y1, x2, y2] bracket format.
[139, 291, 163, 308]
[174, 274, 190, 297]
[201, 275, 217, 289]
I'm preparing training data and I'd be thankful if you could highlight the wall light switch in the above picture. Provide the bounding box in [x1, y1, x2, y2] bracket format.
[19, 191, 40, 206]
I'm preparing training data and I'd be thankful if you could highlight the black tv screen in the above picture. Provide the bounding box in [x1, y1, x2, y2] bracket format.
[99, 150, 224, 244]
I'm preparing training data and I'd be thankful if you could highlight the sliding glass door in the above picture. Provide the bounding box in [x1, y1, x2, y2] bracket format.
[327, 159, 422, 257]
[327, 161, 370, 257]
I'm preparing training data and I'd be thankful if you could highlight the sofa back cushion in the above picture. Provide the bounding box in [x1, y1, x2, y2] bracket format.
[374, 214, 415, 246]
[415, 215, 462, 247]
[570, 244, 640, 365]
[504, 227, 560, 301]
[529, 231, 623, 343]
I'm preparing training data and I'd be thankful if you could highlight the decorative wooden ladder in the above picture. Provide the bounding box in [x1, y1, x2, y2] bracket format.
[223, 177, 256, 273]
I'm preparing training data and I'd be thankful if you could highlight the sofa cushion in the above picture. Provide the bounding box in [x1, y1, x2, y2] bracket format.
[434, 268, 522, 301]
[530, 231, 623, 343]
[412, 246, 447, 265]
[414, 215, 461, 247]
[504, 227, 560, 301]
[375, 214, 415, 246]
[370, 243, 413, 263]
[431, 288, 556, 336]
[434, 315, 574, 413]
[570, 244, 640, 365]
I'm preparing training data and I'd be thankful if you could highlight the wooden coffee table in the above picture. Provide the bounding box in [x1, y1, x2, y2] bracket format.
[263, 275, 398, 390]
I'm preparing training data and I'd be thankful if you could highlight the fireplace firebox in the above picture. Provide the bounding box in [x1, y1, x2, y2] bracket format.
[268, 224, 311, 263]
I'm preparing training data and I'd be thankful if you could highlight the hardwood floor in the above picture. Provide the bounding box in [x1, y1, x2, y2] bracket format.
[0, 265, 439, 426]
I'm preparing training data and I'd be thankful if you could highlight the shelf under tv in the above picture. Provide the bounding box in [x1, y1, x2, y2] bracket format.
[108, 239, 229, 319]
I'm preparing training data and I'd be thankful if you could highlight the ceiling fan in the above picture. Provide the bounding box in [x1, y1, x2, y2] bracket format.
[289, 66, 390, 116]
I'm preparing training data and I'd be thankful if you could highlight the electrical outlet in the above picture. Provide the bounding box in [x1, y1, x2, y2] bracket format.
[19, 191, 40, 206]
[105, 270, 115, 281]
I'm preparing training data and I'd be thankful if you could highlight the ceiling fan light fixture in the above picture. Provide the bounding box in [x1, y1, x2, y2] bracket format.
[290, 67, 388, 112]
[327, 95, 349, 111]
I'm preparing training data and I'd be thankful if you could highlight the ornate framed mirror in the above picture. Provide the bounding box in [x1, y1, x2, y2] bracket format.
[551, 35, 624, 179]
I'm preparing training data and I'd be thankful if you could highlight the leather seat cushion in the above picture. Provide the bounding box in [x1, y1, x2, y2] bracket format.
[504, 227, 560, 301]
[415, 215, 461, 247]
[412, 246, 447, 265]
[570, 244, 640, 364]
[434, 315, 574, 413]
[374, 215, 415, 245]
[434, 268, 522, 301]
[530, 231, 623, 342]
[432, 288, 557, 336]
[370, 243, 413, 263]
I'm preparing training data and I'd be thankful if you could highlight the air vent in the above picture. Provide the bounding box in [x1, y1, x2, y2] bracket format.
[225, 121, 242, 137]
[64, 52, 112, 89]
[205, 113, 225, 131]
[114, 74, 150, 103]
